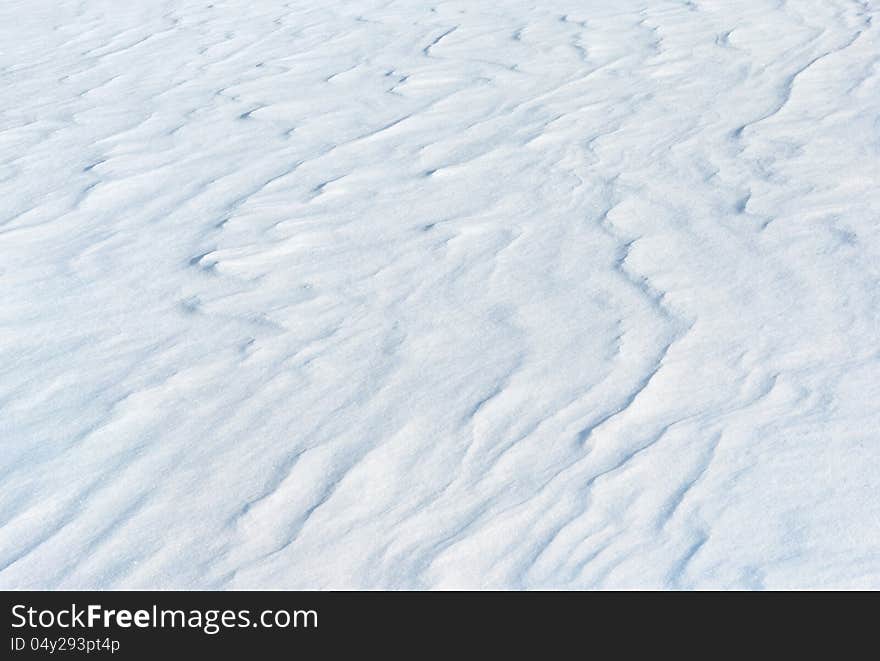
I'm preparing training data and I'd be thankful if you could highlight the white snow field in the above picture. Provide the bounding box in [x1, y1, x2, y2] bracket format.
[1, 0, 879, 589]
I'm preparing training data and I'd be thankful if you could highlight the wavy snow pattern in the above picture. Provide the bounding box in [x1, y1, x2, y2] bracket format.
[1, 0, 879, 588]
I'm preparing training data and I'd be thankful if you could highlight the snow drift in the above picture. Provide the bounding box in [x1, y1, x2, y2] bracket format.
[1, 0, 879, 588]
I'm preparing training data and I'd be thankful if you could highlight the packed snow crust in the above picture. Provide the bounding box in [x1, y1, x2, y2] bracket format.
[1, 0, 879, 589]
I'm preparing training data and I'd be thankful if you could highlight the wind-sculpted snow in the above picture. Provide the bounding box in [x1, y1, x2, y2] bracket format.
[1, 0, 879, 589]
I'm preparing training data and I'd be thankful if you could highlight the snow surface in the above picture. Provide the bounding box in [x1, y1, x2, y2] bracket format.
[1, 0, 879, 589]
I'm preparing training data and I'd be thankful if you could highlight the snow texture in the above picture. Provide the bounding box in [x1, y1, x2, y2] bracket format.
[1, 0, 879, 589]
